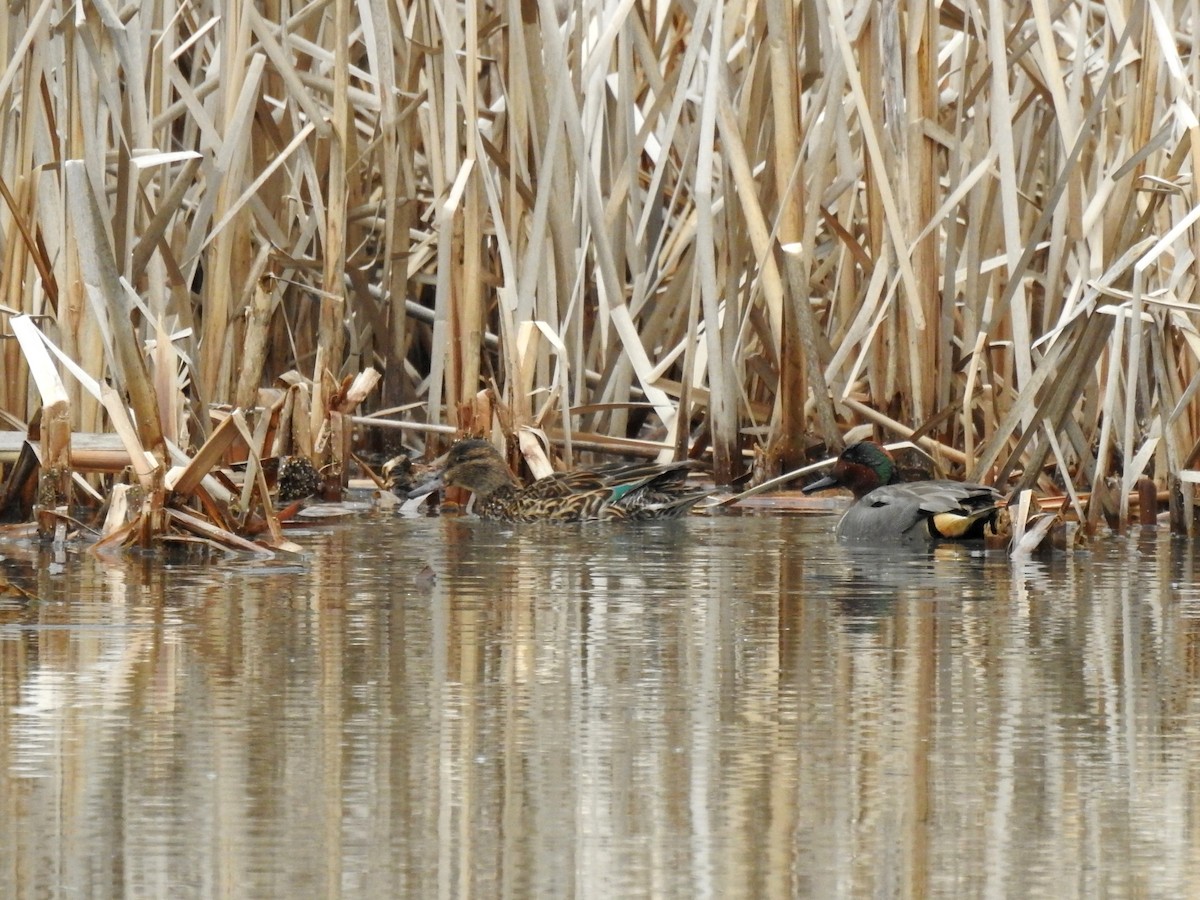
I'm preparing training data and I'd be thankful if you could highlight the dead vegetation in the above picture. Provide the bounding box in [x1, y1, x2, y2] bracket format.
[1, 1, 1198, 549]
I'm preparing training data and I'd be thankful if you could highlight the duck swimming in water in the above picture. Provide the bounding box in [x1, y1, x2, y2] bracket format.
[411, 439, 711, 522]
[801, 441, 1007, 544]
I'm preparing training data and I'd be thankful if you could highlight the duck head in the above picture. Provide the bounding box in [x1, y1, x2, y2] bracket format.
[801, 441, 902, 499]
[409, 439, 519, 500]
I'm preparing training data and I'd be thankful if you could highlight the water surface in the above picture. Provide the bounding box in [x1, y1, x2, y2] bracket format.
[2, 513, 1199, 898]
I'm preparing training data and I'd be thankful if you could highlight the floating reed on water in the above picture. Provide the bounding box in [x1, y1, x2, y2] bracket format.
[0, 1, 1198, 539]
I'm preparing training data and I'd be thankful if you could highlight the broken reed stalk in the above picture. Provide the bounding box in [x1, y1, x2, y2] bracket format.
[10, 316, 71, 536]
[1, 0, 1200, 536]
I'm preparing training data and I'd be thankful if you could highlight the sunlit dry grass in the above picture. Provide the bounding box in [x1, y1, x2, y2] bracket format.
[1, 1, 1198, 530]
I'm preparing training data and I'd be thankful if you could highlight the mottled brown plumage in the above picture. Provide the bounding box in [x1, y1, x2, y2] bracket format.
[411, 439, 710, 521]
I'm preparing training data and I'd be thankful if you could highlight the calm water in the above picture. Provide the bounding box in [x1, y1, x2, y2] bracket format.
[2, 512, 1199, 898]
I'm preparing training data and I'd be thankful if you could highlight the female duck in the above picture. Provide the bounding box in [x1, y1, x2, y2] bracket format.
[411, 439, 710, 522]
[802, 441, 1006, 544]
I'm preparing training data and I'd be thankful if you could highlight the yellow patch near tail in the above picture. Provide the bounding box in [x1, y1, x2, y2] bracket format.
[931, 506, 1004, 539]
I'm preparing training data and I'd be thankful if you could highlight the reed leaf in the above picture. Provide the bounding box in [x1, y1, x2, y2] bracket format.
[0, 0, 1196, 531]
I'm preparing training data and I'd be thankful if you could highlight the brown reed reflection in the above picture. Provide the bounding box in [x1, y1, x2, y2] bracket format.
[4, 520, 1200, 897]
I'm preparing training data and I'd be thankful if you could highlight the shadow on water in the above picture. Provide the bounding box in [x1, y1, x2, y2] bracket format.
[4, 513, 1200, 897]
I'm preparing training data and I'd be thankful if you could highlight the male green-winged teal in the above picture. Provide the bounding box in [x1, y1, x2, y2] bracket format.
[411, 439, 711, 521]
[801, 441, 1007, 544]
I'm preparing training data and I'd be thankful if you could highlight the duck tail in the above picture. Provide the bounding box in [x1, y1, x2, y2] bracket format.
[929, 504, 1005, 540]
[623, 487, 714, 519]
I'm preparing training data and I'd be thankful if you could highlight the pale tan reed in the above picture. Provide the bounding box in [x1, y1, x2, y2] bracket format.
[0, 1, 1197, 530]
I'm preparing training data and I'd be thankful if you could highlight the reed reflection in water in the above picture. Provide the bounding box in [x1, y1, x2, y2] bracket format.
[2, 515, 1200, 898]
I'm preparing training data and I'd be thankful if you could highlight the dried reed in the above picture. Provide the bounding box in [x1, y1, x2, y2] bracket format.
[0, 0, 1198, 534]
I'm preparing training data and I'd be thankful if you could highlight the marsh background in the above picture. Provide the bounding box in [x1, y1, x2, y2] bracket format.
[2, 1, 1199, 517]
[5, 4, 1200, 895]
